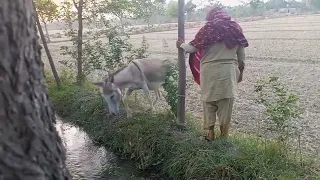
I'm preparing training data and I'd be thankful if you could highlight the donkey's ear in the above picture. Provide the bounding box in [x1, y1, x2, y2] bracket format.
[92, 81, 105, 87]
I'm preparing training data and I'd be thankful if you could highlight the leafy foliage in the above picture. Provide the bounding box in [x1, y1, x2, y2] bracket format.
[129, 36, 149, 59]
[254, 74, 304, 142]
[163, 61, 179, 117]
[131, 0, 165, 29]
[185, 0, 197, 15]
[264, 0, 288, 10]
[60, 38, 130, 75]
[60, 32, 149, 75]
[167, 0, 179, 18]
[58, 0, 154, 84]
[34, 0, 59, 24]
[166, 0, 197, 18]
[59, 0, 77, 27]
[34, 0, 59, 41]
[250, 0, 264, 10]
[311, 0, 320, 9]
[99, 0, 133, 32]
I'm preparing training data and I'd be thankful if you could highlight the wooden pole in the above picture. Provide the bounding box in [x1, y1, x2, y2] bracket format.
[177, 0, 186, 125]
[33, 1, 61, 88]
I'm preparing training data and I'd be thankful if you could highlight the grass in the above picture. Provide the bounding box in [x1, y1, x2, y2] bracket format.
[45, 71, 319, 180]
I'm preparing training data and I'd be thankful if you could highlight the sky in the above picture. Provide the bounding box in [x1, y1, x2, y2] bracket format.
[53, 0, 245, 7]
[198, 0, 245, 7]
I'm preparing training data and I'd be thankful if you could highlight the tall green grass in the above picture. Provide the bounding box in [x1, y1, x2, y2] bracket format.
[46, 71, 319, 180]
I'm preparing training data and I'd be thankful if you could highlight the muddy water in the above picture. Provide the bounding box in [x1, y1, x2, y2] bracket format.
[55, 117, 146, 180]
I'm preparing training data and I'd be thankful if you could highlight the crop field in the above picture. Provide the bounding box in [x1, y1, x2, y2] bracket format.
[44, 14, 320, 154]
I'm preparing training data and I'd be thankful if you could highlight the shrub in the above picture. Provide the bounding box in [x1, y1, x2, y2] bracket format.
[254, 74, 304, 142]
[129, 35, 149, 60]
[163, 61, 179, 117]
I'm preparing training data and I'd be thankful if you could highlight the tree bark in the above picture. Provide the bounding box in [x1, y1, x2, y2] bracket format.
[147, 19, 151, 32]
[34, 2, 61, 88]
[0, 0, 71, 179]
[76, 0, 84, 85]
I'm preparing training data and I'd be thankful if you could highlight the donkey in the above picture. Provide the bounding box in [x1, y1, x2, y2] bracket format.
[93, 58, 170, 118]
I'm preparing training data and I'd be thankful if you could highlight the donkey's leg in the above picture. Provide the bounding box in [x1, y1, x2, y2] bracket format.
[141, 83, 154, 113]
[120, 88, 126, 104]
[123, 88, 134, 118]
[152, 89, 160, 106]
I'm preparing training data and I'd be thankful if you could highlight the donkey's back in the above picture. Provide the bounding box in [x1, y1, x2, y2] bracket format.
[132, 58, 170, 88]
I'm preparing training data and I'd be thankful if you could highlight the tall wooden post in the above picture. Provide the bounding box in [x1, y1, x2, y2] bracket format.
[177, 0, 186, 125]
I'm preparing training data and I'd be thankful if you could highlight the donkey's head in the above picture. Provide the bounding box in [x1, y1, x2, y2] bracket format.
[93, 75, 122, 116]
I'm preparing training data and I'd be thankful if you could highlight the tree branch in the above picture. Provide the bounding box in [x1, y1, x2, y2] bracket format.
[73, 0, 79, 10]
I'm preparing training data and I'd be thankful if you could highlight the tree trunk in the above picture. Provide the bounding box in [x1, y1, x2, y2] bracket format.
[76, 0, 84, 85]
[0, 0, 71, 179]
[34, 2, 61, 88]
[147, 19, 151, 32]
[43, 22, 51, 42]
[119, 17, 125, 34]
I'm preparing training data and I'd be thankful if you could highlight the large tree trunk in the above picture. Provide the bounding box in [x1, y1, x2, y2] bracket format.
[34, 2, 61, 88]
[0, 0, 72, 179]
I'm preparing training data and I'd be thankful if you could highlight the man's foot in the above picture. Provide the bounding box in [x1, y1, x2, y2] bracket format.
[203, 129, 215, 142]
[220, 125, 229, 138]
[204, 135, 214, 142]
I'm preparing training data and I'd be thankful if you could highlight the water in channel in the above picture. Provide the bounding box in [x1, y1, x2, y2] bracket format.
[55, 116, 159, 180]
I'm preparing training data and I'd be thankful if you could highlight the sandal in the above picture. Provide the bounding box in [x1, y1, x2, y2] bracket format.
[203, 135, 214, 142]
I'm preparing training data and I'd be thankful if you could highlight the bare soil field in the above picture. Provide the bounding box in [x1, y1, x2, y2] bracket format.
[44, 14, 320, 155]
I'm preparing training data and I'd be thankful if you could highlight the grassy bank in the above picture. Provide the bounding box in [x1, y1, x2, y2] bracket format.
[46, 76, 319, 179]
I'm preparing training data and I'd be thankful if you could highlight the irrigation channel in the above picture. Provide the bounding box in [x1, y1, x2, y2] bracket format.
[56, 116, 164, 180]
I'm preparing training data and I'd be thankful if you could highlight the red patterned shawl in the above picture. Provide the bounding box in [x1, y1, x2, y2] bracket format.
[188, 7, 248, 85]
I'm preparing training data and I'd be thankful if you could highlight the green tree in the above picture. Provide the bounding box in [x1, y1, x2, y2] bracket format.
[59, 0, 150, 81]
[33, 1, 61, 88]
[59, 0, 84, 85]
[100, 0, 132, 33]
[166, 0, 196, 18]
[250, 0, 261, 10]
[131, 0, 165, 31]
[167, 0, 178, 18]
[34, 0, 59, 42]
[311, 0, 320, 9]
[249, 0, 264, 15]
[265, 0, 288, 10]
[185, 0, 197, 15]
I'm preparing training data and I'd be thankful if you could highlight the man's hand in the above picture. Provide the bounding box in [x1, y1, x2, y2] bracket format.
[176, 39, 185, 48]
[238, 61, 244, 83]
[238, 72, 243, 83]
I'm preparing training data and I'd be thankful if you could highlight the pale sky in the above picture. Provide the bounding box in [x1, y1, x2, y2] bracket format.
[220, 0, 243, 6]
[53, 0, 245, 7]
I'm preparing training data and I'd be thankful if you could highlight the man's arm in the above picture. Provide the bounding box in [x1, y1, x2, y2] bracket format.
[237, 46, 246, 83]
[180, 43, 198, 53]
